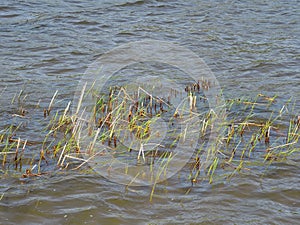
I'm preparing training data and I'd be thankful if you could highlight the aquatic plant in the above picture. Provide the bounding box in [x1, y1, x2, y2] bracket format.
[0, 82, 299, 201]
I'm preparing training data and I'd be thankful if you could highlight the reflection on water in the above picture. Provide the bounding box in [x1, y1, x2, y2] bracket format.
[0, 0, 299, 224]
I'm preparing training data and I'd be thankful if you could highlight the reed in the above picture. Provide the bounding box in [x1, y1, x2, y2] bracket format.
[0, 81, 299, 202]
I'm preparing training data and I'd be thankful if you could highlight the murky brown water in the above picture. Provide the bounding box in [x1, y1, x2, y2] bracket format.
[0, 0, 299, 224]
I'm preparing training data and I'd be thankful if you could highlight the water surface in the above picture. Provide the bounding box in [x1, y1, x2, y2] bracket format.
[0, 0, 299, 224]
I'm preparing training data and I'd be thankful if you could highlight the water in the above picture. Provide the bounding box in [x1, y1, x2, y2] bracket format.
[0, 0, 299, 224]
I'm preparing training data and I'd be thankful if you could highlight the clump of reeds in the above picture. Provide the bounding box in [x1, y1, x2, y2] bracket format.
[187, 93, 299, 185]
[0, 82, 299, 202]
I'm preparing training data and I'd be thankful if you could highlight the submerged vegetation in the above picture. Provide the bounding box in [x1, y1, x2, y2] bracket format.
[0, 80, 299, 200]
